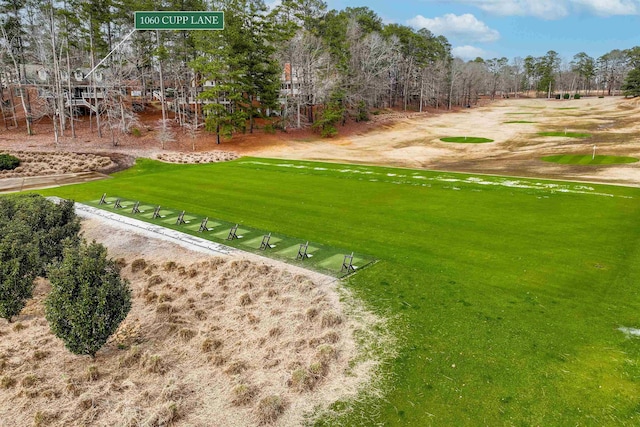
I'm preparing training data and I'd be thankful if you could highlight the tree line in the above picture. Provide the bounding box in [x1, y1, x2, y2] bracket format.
[1, 0, 639, 142]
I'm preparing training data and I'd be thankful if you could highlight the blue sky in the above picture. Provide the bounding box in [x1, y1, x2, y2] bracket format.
[320, 0, 640, 61]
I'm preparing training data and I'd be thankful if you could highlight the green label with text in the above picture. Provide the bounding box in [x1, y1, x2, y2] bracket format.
[135, 11, 224, 30]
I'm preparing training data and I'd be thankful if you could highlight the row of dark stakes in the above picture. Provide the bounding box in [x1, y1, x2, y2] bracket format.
[99, 193, 356, 273]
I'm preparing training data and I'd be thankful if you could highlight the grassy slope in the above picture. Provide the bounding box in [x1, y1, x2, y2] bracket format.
[37, 158, 640, 426]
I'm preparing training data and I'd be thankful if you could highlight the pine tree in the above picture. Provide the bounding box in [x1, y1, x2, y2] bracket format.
[622, 68, 640, 97]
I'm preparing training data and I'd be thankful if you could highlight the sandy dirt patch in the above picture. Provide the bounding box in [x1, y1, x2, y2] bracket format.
[0, 216, 389, 427]
[243, 97, 640, 186]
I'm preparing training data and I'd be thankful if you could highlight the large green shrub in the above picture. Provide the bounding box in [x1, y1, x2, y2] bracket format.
[45, 240, 131, 358]
[0, 222, 40, 322]
[4, 195, 80, 275]
[0, 154, 20, 171]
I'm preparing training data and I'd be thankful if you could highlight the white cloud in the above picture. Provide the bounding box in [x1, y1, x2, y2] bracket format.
[572, 0, 638, 16]
[425, 0, 639, 19]
[452, 45, 488, 60]
[407, 13, 500, 43]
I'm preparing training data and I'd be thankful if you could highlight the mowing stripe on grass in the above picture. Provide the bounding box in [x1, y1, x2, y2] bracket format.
[34, 158, 640, 426]
[538, 131, 592, 138]
[88, 195, 374, 277]
[440, 136, 494, 143]
[541, 155, 639, 165]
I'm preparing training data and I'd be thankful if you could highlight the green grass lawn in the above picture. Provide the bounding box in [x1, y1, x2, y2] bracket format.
[542, 154, 640, 165]
[36, 158, 640, 426]
[504, 120, 536, 124]
[440, 136, 494, 143]
[538, 131, 593, 138]
[85, 195, 375, 277]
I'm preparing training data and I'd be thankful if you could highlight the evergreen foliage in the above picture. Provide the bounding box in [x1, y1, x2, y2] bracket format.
[0, 154, 20, 171]
[622, 68, 640, 97]
[312, 91, 346, 137]
[0, 194, 79, 321]
[45, 240, 131, 358]
[8, 195, 80, 275]
[0, 221, 39, 322]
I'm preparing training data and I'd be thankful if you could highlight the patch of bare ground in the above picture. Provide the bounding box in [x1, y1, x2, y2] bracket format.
[0, 217, 390, 427]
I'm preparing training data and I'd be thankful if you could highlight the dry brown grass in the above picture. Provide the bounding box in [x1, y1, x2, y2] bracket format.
[0, 219, 388, 426]
[155, 151, 238, 164]
[256, 395, 287, 425]
[0, 150, 115, 178]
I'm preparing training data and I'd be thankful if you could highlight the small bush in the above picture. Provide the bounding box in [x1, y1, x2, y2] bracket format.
[131, 259, 147, 273]
[225, 360, 248, 375]
[143, 354, 167, 374]
[118, 346, 142, 368]
[321, 312, 343, 328]
[1, 375, 16, 388]
[290, 368, 312, 392]
[130, 127, 142, 137]
[145, 401, 179, 426]
[32, 350, 49, 361]
[85, 366, 99, 381]
[563, 93, 570, 99]
[305, 307, 319, 321]
[21, 374, 38, 387]
[316, 344, 337, 363]
[239, 293, 252, 306]
[178, 328, 196, 342]
[201, 337, 223, 353]
[157, 293, 172, 303]
[264, 123, 276, 134]
[231, 383, 258, 406]
[0, 154, 20, 171]
[148, 275, 164, 286]
[12, 322, 26, 332]
[574, 93, 581, 99]
[163, 261, 177, 272]
[256, 395, 286, 425]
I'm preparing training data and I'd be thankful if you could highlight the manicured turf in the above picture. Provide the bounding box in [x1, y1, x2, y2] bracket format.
[542, 154, 640, 165]
[87, 196, 374, 277]
[504, 120, 535, 124]
[440, 136, 494, 143]
[538, 131, 592, 138]
[35, 158, 640, 426]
